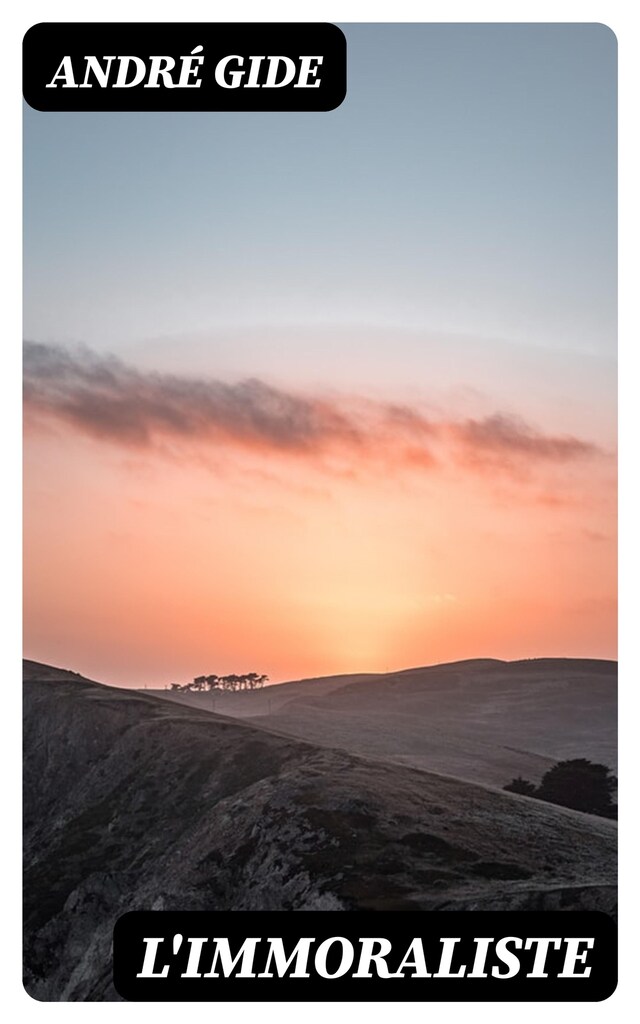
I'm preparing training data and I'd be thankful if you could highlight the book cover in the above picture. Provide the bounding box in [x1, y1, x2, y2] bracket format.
[21, 16, 618, 1006]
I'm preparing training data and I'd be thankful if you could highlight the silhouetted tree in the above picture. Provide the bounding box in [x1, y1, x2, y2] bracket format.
[181, 671, 269, 693]
[503, 759, 617, 819]
[503, 776, 537, 797]
[537, 759, 617, 817]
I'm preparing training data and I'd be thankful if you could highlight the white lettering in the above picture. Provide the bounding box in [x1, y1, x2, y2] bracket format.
[144, 56, 177, 89]
[180, 937, 209, 978]
[525, 937, 563, 978]
[257, 937, 314, 978]
[204, 937, 260, 978]
[264, 55, 296, 89]
[492, 936, 523, 979]
[178, 47, 204, 88]
[558, 938, 594, 978]
[467, 937, 493, 978]
[294, 56, 323, 88]
[315, 937, 354, 979]
[136, 937, 170, 979]
[215, 55, 245, 89]
[45, 56, 77, 88]
[353, 938, 395, 979]
[433, 937, 466, 978]
[395, 937, 431, 978]
[79, 56, 116, 88]
[113, 56, 147, 89]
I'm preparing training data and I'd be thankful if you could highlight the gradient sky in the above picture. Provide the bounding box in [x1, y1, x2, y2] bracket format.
[23, 24, 617, 687]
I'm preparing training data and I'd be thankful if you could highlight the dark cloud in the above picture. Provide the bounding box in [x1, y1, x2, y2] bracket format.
[23, 342, 365, 453]
[24, 342, 601, 475]
[451, 413, 599, 465]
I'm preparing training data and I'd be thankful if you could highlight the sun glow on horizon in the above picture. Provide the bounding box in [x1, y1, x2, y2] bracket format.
[23, 26, 616, 689]
[23, 363, 616, 688]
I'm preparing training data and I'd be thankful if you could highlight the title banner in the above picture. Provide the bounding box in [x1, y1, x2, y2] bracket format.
[113, 911, 617, 1001]
[23, 23, 347, 112]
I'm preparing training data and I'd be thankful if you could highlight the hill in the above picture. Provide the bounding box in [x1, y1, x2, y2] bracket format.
[24, 659, 616, 1000]
[149, 657, 617, 787]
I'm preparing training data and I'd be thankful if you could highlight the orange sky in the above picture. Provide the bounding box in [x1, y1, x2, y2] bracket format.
[23, 344, 616, 687]
[23, 27, 616, 687]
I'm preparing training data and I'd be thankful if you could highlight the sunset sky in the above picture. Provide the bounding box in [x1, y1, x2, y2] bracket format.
[23, 24, 617, 687]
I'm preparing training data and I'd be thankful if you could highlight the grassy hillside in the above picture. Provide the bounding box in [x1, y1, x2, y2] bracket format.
[24, 660, 616, 1000]
[149, 658, 617, 787]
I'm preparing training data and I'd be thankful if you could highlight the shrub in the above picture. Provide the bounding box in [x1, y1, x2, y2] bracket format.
[503, 759, 617, 819]
[503, 776, 537, 797]
[537, 758, 617, 817]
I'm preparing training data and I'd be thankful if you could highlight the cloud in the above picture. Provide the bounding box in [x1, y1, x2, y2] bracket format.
[24, 342, 601, 477]
[23, 341, 366, 453]
[450, 413, 599, 468]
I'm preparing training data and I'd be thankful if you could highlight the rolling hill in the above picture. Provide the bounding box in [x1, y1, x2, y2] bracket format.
[24, 659, 616, 1000]
[149, 657, 617, 787]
